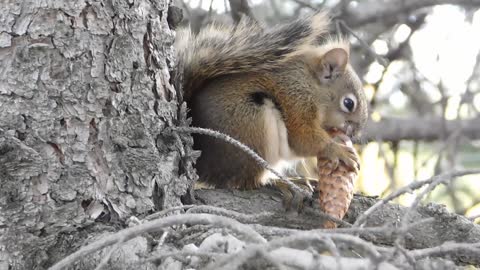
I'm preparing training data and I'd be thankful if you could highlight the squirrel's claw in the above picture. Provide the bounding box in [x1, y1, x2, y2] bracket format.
[270, 177, 317, 213]
[342, 145, 360, 173]
[321, 142, 360, 174]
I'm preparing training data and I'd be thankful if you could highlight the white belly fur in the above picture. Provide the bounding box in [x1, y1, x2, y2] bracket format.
[259, 100, 301, 184]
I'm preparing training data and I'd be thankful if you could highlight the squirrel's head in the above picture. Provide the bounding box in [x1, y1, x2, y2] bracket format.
[308, 47, 369, 140]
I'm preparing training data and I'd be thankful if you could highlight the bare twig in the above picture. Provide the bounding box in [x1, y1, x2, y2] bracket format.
[469, 214, 480, 222]
[395, 170, 480, 249]
[144, 204, 194, 220]
[49, 213, 266, 270]
[353, 170, 480, 227]
[291, 0, 317, 10]
[457, 49, 480, 116]
[269, 232, 388, 258]
[393, 242, 416, 267]
[342, 0, 480, 27]
[176, 225, 224, 246]
[403, 171, 479, 222]
[158, 231, 169, 246]
[171, 126, 311, 197]
[256, 249, 289, 270]
[247, 216, 435, 240]
[187, 204, 274, 223]
[93, 237, 126, 270]
[208, 231, 388, 269]
[228, 0, 256, 23]
[409, 242, 480, 260]
[302, 208, 352, 228]
[207, 246, 263, 270]
[337, 20, 389, 67]
[143, 250, 228, 263]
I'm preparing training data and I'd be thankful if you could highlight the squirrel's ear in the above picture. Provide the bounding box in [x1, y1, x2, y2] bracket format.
[318, 48, 348, 83]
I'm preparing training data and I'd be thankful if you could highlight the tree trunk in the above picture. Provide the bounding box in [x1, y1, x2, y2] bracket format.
[0, 0, 195, 269]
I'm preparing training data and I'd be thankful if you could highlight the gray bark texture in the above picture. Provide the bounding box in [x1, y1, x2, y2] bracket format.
[194, 189, 480, 265]
[196, 188, 480, 247]
[0, 0, 196, 269]
[1, 0, 479, 269]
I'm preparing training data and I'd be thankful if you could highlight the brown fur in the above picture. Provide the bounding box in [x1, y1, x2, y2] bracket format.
[176, 12, 368, 188]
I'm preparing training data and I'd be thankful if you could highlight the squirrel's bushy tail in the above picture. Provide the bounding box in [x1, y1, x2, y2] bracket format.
[175, 12, 331, 100]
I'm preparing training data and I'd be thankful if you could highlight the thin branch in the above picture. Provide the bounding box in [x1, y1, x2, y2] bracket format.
[228, 0, 256, 23]
[93, 237, 126, 270]
[143, 250, 228, 263]
[186, 204, 274, 223]
[342, 0, 480, 27]
[291, 0, 317, 10]
[337, 20, 389, 67]
[144, 204, 194, 220]
[353, 170, 480, 227]
[207, 232, 388, 269]
[395, 170, 480, 248]
[409, 242, 480, 260]
[362, 116, 480, 142]
[247, 217, 435, 239]
[302, 208, 352, 228]
[469, 214, 480, 222]
[171, 126, 311, 197]
[49, 213, 267, 270]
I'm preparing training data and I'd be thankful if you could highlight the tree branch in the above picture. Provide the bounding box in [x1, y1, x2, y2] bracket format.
[228, 0, 256, 23]
[194, 186, 480, 265]
[362, 116, 480, 142]
[339, 0, 480, 28]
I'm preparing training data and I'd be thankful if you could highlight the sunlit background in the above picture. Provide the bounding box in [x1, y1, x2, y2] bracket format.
[362, 6, 480, 217]
[178, 0, 480, 220]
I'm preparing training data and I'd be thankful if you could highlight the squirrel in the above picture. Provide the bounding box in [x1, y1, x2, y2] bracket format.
[175, 11, 368, 189]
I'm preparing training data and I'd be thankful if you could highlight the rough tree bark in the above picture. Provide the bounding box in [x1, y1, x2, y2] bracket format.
[2, 1, 479, 269]
[0, 0, 195, 269]
[196, 188, 480, 250]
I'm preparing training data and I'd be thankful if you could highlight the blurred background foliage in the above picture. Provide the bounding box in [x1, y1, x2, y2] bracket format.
[174, 0, 480, 221]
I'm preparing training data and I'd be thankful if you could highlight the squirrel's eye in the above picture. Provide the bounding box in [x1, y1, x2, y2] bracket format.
[340, 94, 357, 113]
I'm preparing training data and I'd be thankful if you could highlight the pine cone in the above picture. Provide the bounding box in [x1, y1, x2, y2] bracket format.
[318, 134, 358, 228]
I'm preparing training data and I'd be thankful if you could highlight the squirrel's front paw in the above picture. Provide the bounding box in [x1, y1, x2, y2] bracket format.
[320, 142, 360, 173]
